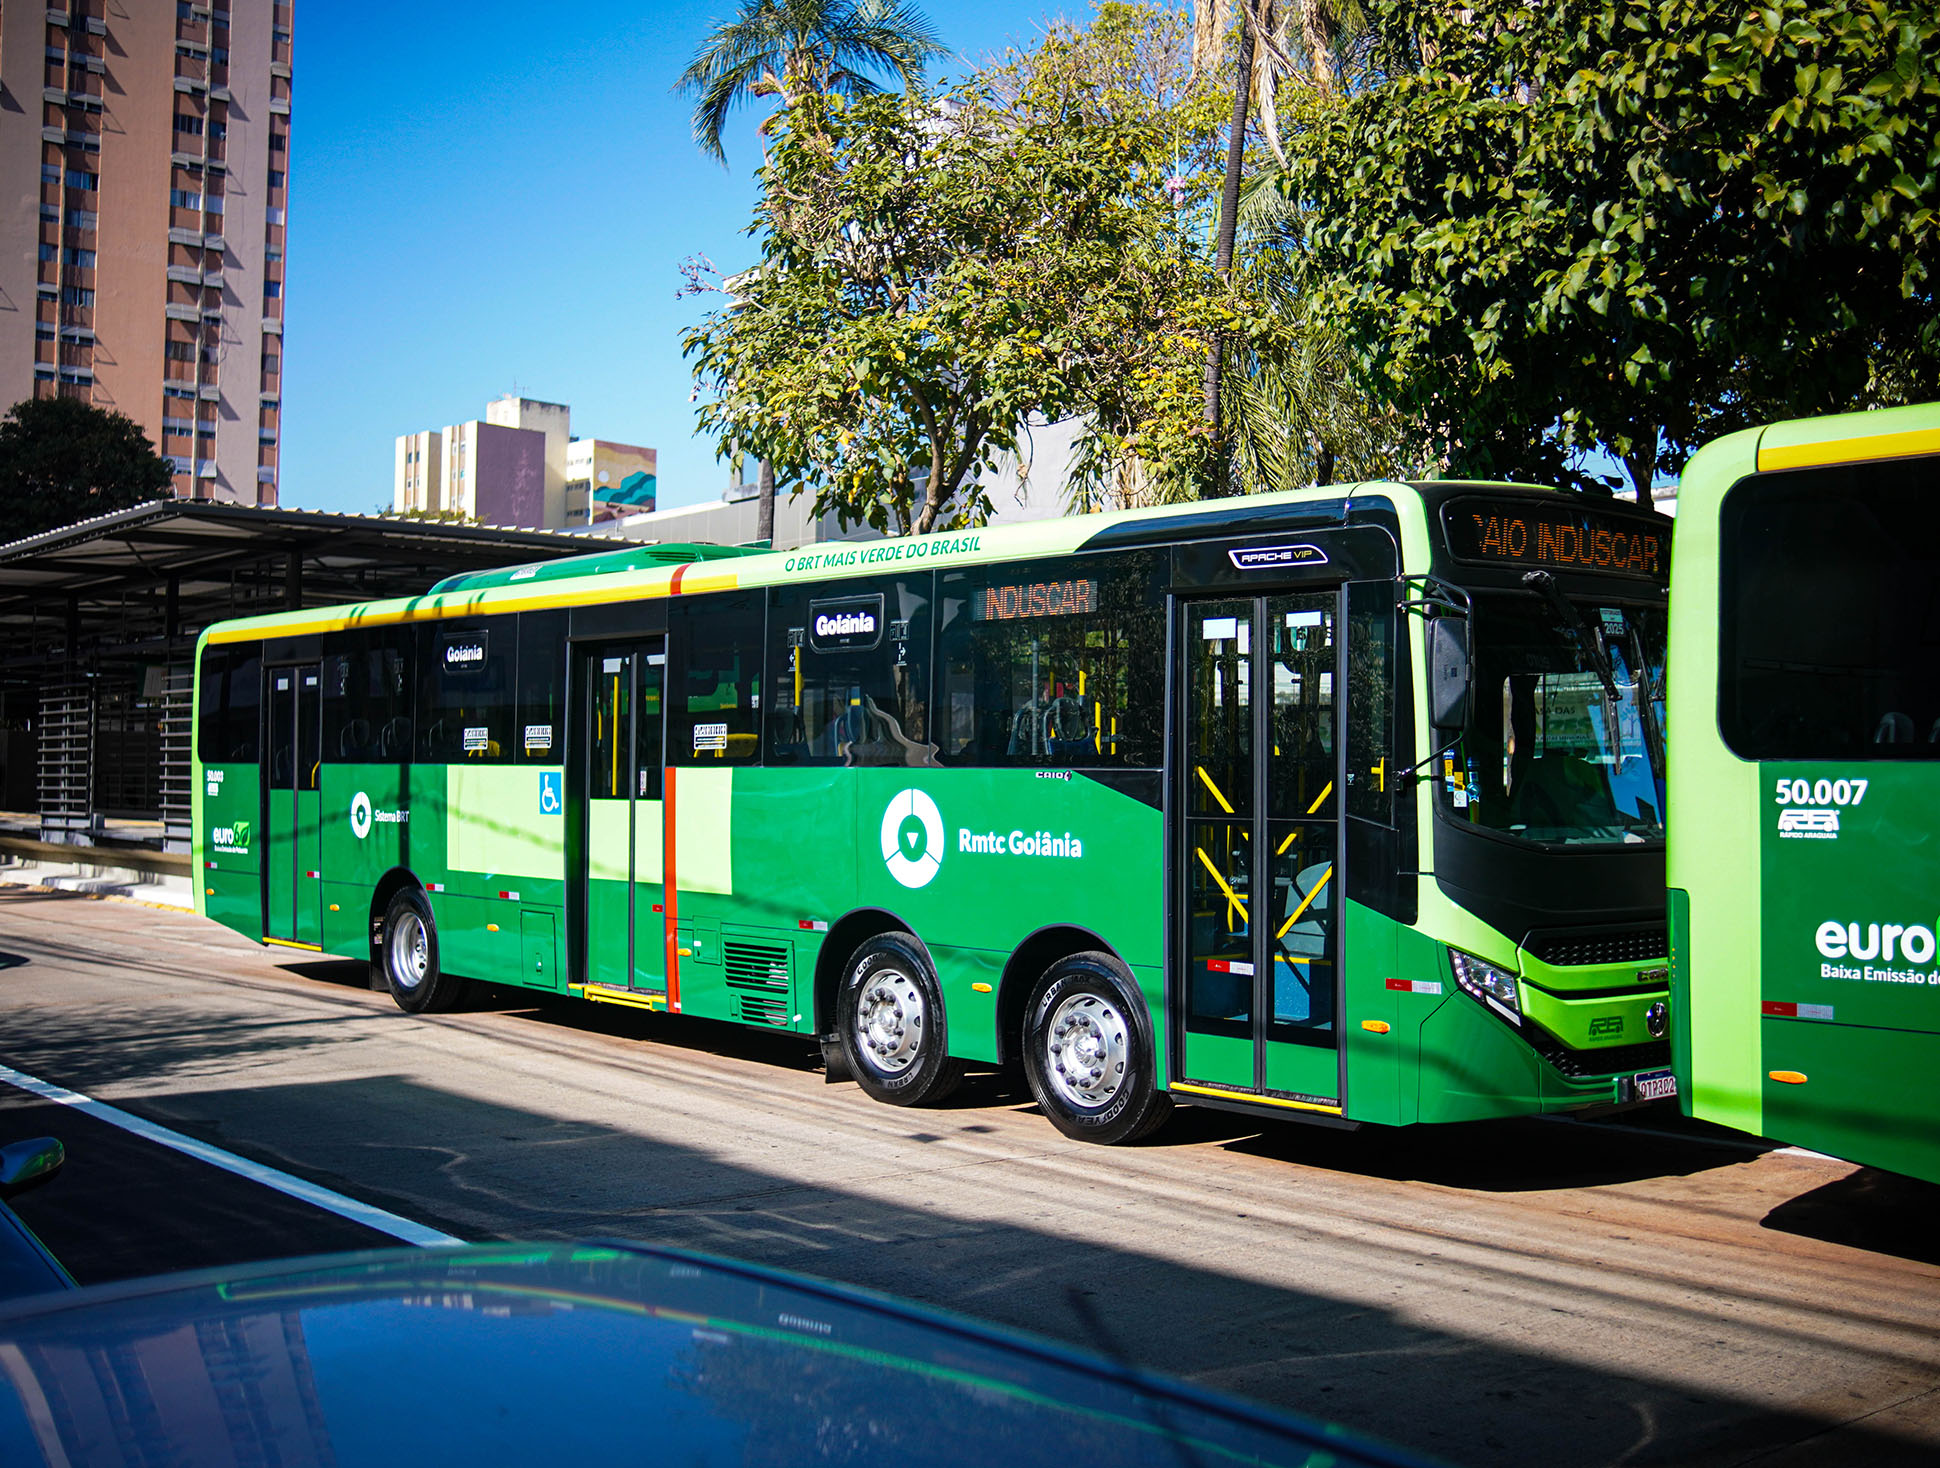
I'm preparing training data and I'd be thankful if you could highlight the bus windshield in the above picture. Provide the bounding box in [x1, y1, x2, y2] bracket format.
[1438, 592, 1667, 846]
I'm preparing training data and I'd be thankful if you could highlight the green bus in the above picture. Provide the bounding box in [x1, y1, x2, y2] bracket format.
[1668, 400, 1940, 1183]
[194, 481, 1674, 1144]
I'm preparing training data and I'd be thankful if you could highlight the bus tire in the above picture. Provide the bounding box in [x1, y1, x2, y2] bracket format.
[379, 888, 463, 1014]
[1023, 952, 1170, 1145]
[837, 932, 962, 1107]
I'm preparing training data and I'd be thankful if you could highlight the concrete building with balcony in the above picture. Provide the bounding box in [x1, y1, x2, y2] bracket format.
[0, 0, 294, 505]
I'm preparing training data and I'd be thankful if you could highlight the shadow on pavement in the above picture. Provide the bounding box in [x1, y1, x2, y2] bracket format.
[1762, 1167, 1940, 1266]
[0, 1062, 1931, 1468]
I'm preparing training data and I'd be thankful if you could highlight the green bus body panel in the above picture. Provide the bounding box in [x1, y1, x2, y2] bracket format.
[1669, 399, 1940, 1182]
[1665, 423, 1767, 1142]
[1761, 1019, 1940, 1183]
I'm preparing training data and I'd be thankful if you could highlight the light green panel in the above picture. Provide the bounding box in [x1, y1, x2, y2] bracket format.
[1663, 424, 1764, 1138]
[673, 767, 733, 894]
[447, 765, 565, 881]
[589, 800, 629, 884]
[587, 798, 662, 884]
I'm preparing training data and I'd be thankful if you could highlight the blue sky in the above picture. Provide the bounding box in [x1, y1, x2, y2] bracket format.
[281, 0, 1089, 516]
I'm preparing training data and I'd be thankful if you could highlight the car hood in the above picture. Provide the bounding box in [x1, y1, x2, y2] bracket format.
[0, 1240, 1439, 1467]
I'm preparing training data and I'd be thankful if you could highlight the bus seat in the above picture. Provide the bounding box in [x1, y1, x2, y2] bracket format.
[1874, 711, 1914, 743]
[338, 719, 371, 759]
[378, 717, 412, 760]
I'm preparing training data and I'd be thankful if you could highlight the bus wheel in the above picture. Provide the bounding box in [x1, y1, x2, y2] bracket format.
[838, 933, 962, 1107]
[1023, 952, 1171, 1145]
[379, 889, 463, 1015]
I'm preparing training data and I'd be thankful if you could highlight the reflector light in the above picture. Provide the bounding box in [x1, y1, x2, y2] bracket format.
[1361, 1020, 1392, 1033]
[1763, 1001, 1835, 1020]
[1769, 1070, 1808, 1085]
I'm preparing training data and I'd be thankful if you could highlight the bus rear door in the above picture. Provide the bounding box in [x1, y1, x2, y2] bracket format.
[264, 662, 322, 948]
[1176, 593, 1343, 1112]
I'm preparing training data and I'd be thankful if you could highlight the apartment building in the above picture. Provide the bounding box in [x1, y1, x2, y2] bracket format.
[0, 0, 292, 505]
[394, 396, 655, 529]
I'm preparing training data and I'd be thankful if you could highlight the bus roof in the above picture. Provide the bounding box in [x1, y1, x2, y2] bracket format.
[198, 477, 1591, 646]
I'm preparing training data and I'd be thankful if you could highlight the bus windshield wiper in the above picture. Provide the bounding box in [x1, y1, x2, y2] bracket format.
[1522, 571, 1625, 758]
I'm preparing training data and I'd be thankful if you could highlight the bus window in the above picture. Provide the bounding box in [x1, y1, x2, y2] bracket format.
[1345, 586, 1394, 824]
[417, 620, 514, 763]
[768, 575, 933, 767]
[937, 552, 1164, 769]
[196, 643, 260, 764]
[670, 592, 763, 764]
[322, 629, 412, 763]
[515, 611, 567, 764]
[1720, 456, 1940, 760]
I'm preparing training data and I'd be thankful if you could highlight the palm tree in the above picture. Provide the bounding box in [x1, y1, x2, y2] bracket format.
[678, 0, 942, 541]
[676, 0, 945, 165]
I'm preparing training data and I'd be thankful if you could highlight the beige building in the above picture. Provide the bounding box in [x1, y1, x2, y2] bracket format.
[394, 396, 654, 529]
[0, 0, 293, 505]
[564, 435, 656, 524]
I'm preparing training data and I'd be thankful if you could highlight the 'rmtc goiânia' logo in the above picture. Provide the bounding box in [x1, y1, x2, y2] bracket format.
[350, 791, 374, 840]
[881, 789, 944, 888]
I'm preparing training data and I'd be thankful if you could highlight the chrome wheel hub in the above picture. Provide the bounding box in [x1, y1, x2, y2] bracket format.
[390, 911, 428, 991]
[855, 968, 924, 1074]
[1045, 993, 1129, 1110]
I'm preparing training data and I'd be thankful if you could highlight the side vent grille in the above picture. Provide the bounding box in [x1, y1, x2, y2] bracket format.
[725, 940, 791, 1026]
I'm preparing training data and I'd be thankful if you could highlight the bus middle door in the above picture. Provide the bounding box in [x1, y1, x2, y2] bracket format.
[581, 644, 667, 998]
[1177, 592, 1343, 1113]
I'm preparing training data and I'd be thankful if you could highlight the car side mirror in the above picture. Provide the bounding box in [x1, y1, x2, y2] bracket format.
[1427, 618, 1471, 731]
[0, 1138, 64, 1201]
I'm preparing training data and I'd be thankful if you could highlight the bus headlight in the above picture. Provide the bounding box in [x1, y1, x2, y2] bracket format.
[1449, 949, 1522, 1027]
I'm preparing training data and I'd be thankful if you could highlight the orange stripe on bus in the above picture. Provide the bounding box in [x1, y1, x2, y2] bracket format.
[663, 765, 680, 1013]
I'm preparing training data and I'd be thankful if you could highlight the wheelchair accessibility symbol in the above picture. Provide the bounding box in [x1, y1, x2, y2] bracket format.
[539, 771, 563, 815]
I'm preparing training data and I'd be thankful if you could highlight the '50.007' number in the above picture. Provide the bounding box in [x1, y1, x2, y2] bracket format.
[1774, 777, 1868, 806]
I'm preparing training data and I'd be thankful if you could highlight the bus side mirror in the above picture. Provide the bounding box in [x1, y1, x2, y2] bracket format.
[1427, 618, 1471, 731]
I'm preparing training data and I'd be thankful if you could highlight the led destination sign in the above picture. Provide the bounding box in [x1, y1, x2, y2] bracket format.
[974, 578, 1097, 621]
[1442, 498, 1667, 580]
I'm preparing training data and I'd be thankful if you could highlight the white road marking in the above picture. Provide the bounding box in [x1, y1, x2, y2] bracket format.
[0, 1061, 464, 1248]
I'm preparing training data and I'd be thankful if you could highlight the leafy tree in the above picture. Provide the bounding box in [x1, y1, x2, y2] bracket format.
[685, 8, 1246, 534]
[675, 0, 945, 165]
[1287, 0, 1940, 499]
[677, 0, 944, 541]
[0, 396, 173, 539]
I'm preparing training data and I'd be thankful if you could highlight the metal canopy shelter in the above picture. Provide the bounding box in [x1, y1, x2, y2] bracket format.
[0, 501, 623, 849]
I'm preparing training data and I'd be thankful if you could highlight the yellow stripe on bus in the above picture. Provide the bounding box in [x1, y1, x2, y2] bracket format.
[204, 564, 747, 644]
[1758, 426, 1940, 473]
[1169, 1081, 1342, 1115]
[262, 937, 322, 951]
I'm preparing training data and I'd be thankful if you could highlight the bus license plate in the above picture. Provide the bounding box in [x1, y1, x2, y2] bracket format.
[1633, 1069, 1677, 1102]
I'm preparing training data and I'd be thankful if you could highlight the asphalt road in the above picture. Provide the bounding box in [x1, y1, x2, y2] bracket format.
[0, 887, 1935, 1468]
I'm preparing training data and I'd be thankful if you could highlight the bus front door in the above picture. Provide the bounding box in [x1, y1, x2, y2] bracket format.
[1178, 594, 1343, 1111]
[264, 663, 323, 948]
[581, 644, 666, 997]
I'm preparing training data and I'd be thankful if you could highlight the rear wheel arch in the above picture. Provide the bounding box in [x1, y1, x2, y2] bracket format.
[996, 925, 1143, 1067]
